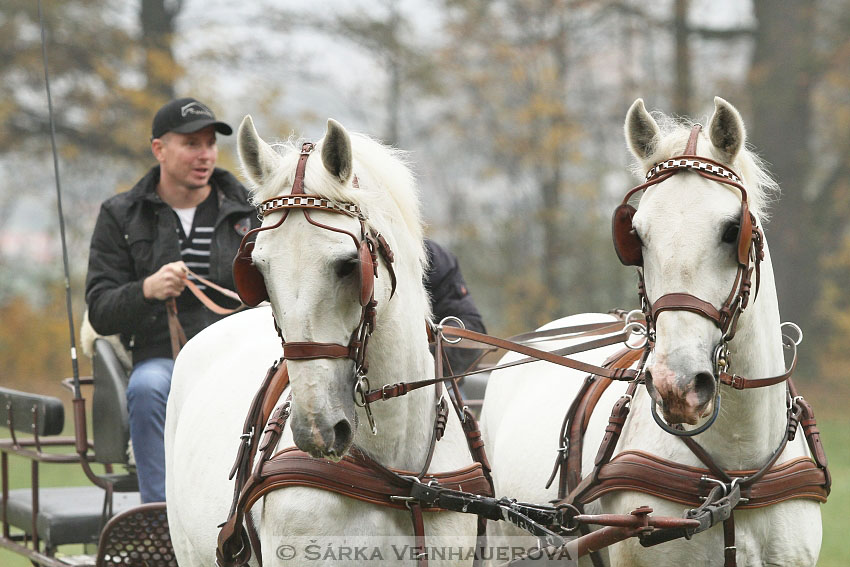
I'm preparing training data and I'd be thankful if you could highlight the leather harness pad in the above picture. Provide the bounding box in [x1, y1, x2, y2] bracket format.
[581, 450, 829, 509]
[241, 447, 493, 514]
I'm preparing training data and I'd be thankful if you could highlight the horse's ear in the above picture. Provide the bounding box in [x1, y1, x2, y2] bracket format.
[708, 96, 746, 162]
[321, 118, 353, 184]
[625, 99, 661, 162]
[238, 115, 280, 186]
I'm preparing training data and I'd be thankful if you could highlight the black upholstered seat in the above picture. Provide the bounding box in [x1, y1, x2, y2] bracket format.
[91, 338, 132, 465]
[2, 487, 141, 547]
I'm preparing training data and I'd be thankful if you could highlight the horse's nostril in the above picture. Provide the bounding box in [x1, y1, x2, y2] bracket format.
[644, 369, 656, 395]
[694, 372, 716, 405]
[333, 419, 352, 451]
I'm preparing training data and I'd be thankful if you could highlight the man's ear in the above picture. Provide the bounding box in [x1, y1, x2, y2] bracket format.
[151, 137, 165, 163]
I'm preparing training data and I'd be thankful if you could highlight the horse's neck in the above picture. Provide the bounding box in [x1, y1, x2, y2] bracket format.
[696, 250, 789, 468]
[350, 298, 438, 471]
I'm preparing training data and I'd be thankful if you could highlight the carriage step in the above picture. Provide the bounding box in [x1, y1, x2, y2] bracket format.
[52, 554, 96, 566]
[95, 503, 177, 567]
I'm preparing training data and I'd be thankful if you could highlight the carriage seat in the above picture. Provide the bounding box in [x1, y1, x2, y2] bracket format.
[0, 387, 141, 552]
[2, 487, 141, 547]
[91, 337, 132, 466]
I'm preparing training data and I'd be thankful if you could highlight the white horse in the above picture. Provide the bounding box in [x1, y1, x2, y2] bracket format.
[480, 97, 824, 566]
[165, 118, 480, 566]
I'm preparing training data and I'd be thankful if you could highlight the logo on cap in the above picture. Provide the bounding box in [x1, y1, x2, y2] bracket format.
[181, 102, 214, 119]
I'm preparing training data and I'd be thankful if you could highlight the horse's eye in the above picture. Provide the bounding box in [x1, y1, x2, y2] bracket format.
[721, 223, 740, 244]
[334, 257, 358, 278]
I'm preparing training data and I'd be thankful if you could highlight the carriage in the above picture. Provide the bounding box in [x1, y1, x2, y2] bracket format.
[0, 336, 179, 566]
[2, 97, 832, 567]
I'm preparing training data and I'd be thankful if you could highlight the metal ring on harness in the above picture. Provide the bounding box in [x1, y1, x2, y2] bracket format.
[713, 342, 730, 375]
[624, 321, 649, 351]
[780, 322, 803, 347]
[354, 374, 378, 435]
[438, 316, 465, 344]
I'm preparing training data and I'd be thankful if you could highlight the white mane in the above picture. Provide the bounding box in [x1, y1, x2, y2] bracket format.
[631, 114, 779, 219]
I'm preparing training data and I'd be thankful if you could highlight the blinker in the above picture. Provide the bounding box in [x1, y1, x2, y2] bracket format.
[233, 240, 269, 306]
[358, 240, 375, 307]
[612, 204, 642, 267]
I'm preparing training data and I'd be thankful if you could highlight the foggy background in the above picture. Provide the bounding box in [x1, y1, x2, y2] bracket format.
[1, 0, 848, 411]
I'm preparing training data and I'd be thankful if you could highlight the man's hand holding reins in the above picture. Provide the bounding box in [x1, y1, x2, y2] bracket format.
[143, 261, 189, 300]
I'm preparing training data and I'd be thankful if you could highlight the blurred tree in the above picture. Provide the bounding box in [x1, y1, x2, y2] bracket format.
[141, 0, 182, 100]
[0, 0, 182, 163]
[435, 0, 633, 332]
[0, 0, 186, 308]
[0, 286, 90, 390]
[273, 0, 441, 147]
[749, 0, 816, 345]
[748, 0, 850, 376]
[805, 0, 850, 376]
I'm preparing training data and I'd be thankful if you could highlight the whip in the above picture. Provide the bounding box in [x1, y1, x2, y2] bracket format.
[38, 0, 81, 398]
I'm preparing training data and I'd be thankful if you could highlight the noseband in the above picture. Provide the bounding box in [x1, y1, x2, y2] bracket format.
[233, 142, 397, 390]
[613, 125, 766, 436]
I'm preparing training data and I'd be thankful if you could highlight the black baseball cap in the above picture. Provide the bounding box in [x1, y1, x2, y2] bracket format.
[151, 97, 233, 139]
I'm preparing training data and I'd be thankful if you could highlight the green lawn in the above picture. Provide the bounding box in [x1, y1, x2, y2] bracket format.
[2, 420, 847, 567]
[817, 418, 850, 567]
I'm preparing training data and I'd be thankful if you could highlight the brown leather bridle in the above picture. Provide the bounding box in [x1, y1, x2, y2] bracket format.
[232, 142, 397, 419]
[612, 125, 774, 436]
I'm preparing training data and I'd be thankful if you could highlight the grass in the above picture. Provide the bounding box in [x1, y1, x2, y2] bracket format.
[816, 418, 850, 567]
[1, 416, 847, 567]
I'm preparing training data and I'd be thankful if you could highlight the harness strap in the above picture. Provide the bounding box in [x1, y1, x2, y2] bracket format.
[409, 503, 428, 567]
[651, 293, 723, 326]
[683, 123, 702, 155]
[184, 270, 245, 314]
[546, 347, 645, 502]
[555, 365, 830, 564]
[724, 514, 737, 567]
[165, 268, 246, 359]
[365, 326, 633, 404]
[165, 298, 187, 360]
[218, 361, 289, 567]
[442, 326, 641, 380]
[789, 380, 830, 482]
[244, 447, 493, 510]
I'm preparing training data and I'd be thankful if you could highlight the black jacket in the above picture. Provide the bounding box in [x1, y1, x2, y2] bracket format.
[85, 166, 258, 364]
[425, 239, 486, 372]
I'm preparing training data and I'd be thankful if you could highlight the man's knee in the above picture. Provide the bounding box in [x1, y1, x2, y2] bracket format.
[127, 358, 173, 406]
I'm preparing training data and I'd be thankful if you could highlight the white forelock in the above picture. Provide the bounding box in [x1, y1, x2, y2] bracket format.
[630, 113, 779, 220]
[247, 132, 427, 288]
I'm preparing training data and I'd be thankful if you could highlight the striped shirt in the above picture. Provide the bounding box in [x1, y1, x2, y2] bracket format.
[174, 188, 218, 310]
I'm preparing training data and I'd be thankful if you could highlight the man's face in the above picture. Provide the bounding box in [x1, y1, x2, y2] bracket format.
[153, 126, 218, 190]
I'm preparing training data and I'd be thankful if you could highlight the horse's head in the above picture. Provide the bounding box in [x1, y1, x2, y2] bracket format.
[236, 116, 426, 459]
[619, 97, 772, 429]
